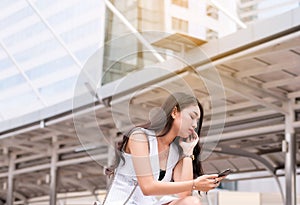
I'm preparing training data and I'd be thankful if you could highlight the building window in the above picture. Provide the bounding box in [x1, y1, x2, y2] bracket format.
[206, 28, 218, 40]
[171, 0, 188, 8]
[172, 17, 188, 33]
[206, 4, 218, 20]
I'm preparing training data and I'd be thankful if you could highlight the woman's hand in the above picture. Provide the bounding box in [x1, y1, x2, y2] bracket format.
[193, 174, 224, 192]
[179, 129, 199, 155]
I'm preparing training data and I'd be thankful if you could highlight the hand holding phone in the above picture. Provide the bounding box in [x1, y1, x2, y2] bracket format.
[218, 169, 232, 177]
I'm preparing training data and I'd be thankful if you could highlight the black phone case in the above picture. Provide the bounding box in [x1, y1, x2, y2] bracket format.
[218, 169, 232, 177]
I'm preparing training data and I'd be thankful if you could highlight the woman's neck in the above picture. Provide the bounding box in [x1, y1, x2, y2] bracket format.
[157, 129, 176, 148]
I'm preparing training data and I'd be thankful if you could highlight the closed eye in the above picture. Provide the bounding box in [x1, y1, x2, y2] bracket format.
[190, 114, 196, 120]
[191, 111, 200, 120]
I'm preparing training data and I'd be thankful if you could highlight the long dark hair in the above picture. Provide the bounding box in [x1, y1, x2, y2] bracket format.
[113, 92, 204, 179]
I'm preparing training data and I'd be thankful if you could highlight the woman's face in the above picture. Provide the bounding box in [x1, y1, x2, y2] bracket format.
[172, 104, 200, 138]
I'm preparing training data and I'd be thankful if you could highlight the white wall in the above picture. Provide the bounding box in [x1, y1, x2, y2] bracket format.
[216, 0, 238, 37]
[237, 175, 300, 194]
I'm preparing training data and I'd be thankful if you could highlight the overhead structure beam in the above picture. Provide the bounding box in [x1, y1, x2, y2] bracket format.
[201, 123, 285, 143]
[4, 139, 48, 149]
[17, 183, 49, 195]
[234, 61, 300, 79]
[196, 70, 288, 114]
[5, 144, 43, 154]
[2, 140, 47, 154]
[63, 177, 95, 194]
[263, 76, 300, 89]
[0, 153, 108, 178]
[203, 109, 279, 127]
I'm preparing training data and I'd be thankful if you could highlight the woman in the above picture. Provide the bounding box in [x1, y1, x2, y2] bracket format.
[103, 92, 225, 204]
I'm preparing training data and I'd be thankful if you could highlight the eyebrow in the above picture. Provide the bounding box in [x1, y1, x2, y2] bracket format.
[192, 111, 199, 116]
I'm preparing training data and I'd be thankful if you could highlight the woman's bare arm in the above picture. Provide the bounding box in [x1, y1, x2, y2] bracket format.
[126, 131, 195, 196]
[172, 157, 194, 197]
[126, 131, 220, 196]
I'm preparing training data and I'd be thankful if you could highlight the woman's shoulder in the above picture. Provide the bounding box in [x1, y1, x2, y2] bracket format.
[128, 127, 155, 138]
[127, 128, 157, 149]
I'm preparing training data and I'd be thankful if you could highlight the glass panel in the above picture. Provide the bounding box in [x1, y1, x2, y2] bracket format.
[3, 22, 47, 47]
[0, 91, 44, 119]
[0, 58, 14, 72]
[102, 0, 165, 84]
[0, 74, 26, 91]
[25, 55, 74, 81]
[0, 0, 105, 122]
[0, 4, 32, 31]
[40, 76, 77, 104]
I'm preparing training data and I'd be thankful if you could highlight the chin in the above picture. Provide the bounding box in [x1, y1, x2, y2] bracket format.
[181, 134, 189, 138]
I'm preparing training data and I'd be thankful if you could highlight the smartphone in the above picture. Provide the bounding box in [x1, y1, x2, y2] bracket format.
[218, 169, 232, 177]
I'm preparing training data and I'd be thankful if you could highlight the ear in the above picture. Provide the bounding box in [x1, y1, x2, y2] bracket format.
[171, 106, 178, 119]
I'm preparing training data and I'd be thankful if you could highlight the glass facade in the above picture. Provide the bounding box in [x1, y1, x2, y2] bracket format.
[0, 0, 105, 121]
[102, 0, 165, 84]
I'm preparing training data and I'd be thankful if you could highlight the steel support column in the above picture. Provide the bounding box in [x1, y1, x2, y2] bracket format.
[284, 101, 296, 205]
[7, 154, 15, 205]
[50, 137, 58, 205]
